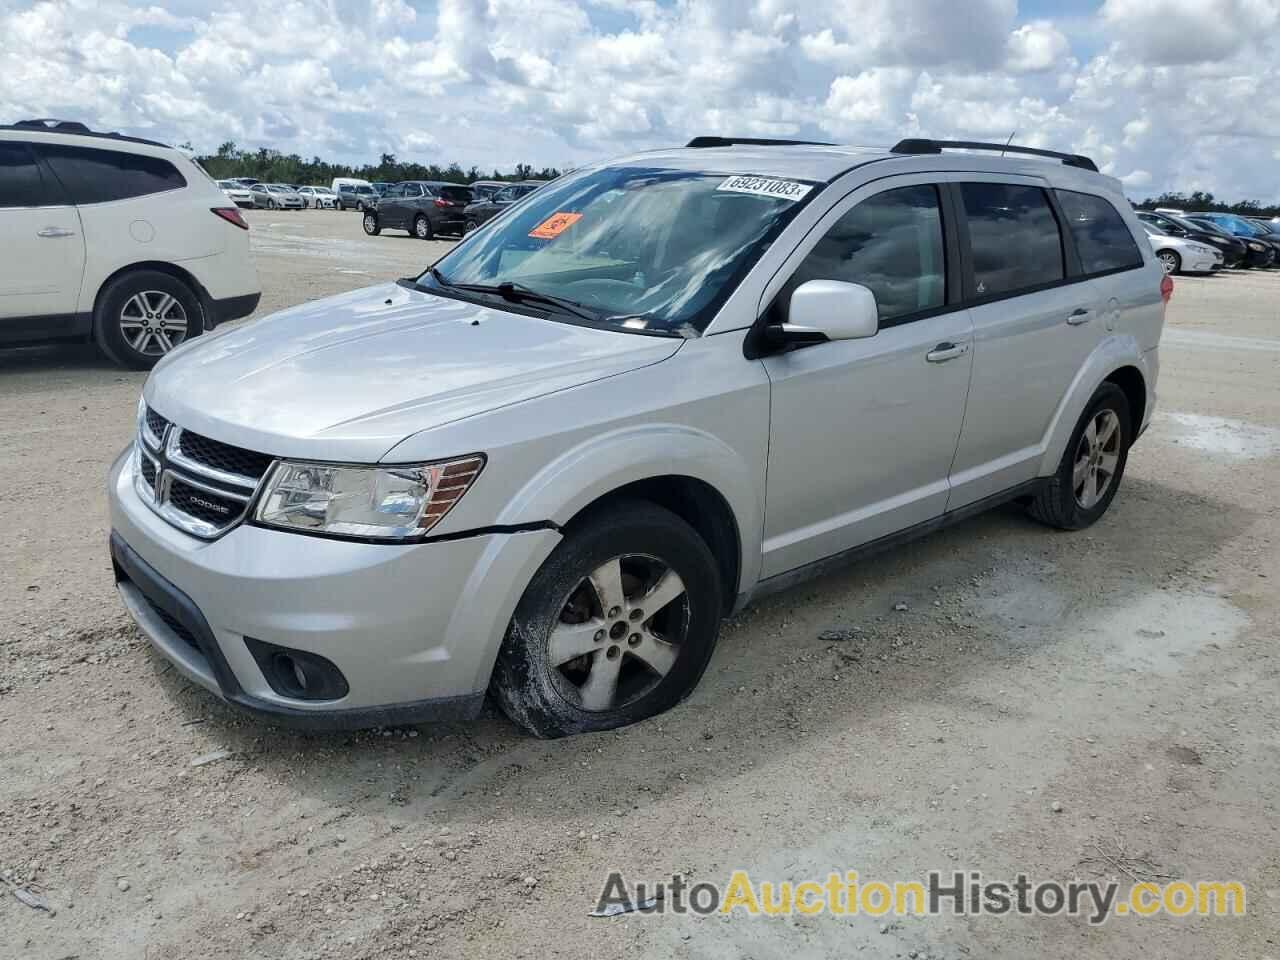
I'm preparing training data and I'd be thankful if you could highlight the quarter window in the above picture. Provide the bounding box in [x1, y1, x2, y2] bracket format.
[786, 184, 946, 324]
[960, 183, 1064, 297]
[1056, 190, 1144, 274]
[37, 144, 186, 204]
[0, 141, 58, 208]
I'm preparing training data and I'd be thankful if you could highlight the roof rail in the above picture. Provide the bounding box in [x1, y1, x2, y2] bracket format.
[686, 136, 835, 148]
[890, 138, 1099, 172]
[1, 118, 171, 149]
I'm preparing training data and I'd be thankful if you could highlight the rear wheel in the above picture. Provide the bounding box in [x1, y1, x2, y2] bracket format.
[94, 270, 202, 370]
[414, 214, 433, 240]
[491, 500, 723, 738]
[362, 212, 380, 236]
[1027, 382, 1132, 531]
[1157, 250, 1180, 274]
[464, 219, 478, 235]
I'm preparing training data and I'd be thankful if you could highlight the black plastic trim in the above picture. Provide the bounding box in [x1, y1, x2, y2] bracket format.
[3, 119, 171, 149]
[753, 479, 1046, 600]
[110, 531, 485, 729]
[686, 136, 835, 148]
[891, 138, 1098, 172]
[247, 517, 561, 547]
[0, 311, 93, 346]
[205, 292, 261, 328]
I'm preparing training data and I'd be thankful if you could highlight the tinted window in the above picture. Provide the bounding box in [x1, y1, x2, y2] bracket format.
[786, 184, 946, 324]
[1056, 190, 1144, 274]
[38, 144, 186, 204]
[493, 187, 516, 202]
[440, 186, 473, 203]
[960, 183, 1064, 296]
[0, 141, 58, 208]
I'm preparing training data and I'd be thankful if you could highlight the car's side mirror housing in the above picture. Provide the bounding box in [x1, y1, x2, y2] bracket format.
[781, 279, 880, 343]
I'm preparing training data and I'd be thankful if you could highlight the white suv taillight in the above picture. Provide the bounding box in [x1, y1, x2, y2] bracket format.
[212, 207, 249, 230]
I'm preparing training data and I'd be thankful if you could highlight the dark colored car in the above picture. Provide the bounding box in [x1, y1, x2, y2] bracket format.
[362, 181, 474, 239]
[1245, 218, 1280, 259]
[1186, 213, 1279, 267]
[468, 180, 507, 201]
[1137, 211, 1247, 268]
[462, 180, 547, 233]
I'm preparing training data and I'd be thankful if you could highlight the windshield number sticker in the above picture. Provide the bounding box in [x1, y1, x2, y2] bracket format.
[717, 175, 812, 202]
[529, 212, 583, 239]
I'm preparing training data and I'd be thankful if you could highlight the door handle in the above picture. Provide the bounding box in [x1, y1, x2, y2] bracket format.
[1066, 308, 1092, 325]
[926, 341, 970, 363]
[37, 227, 76, 239]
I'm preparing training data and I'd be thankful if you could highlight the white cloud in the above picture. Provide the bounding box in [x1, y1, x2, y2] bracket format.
[0, 0, 1278, 202]
[1006, 21, 1070, 73]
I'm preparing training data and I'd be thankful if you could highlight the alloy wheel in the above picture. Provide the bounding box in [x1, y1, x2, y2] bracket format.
[548, 555, 689, 712]
[1073, 409, 1121, 509]
[1158, 251, 1177, 274]
[119, 291, 189, 357]
[415, 217, 430, 239]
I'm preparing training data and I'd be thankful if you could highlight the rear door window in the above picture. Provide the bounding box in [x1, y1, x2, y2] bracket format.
[960, 183, 1064, 297]
[1055, 190, 1145, 275]
[785, 183, 947, 325]
[0, 141, 60, 208]
[36, 144, 186, 204]
[440, 186, 473, 203]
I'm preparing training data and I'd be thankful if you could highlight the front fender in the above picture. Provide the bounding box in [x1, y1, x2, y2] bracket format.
[1036, 333, 1157, 476]
[493, 423, 764, 596]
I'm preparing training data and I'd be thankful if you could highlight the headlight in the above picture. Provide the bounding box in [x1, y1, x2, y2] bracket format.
[1248, 241, 1265, 251]
[255, 455, 484, 540]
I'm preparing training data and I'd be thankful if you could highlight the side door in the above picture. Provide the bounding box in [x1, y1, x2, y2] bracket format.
[945, 178, 1105, 509]
[759, 177, 973, 579]
[379, 183, 406, 227]
[0, 140, 85, 336]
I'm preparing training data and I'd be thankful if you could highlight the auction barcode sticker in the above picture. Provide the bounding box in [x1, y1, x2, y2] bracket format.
[717, 175, 813, 202]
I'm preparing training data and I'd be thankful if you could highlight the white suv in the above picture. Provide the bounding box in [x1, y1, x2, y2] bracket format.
[108, 137, 1166, 737]
[0, 119, 260, 369]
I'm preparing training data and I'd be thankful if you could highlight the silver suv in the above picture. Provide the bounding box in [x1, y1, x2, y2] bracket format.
[108, 137, 1166, 737]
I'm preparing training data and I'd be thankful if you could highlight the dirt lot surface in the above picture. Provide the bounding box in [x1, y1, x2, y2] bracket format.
[2, 210, 1278, 959]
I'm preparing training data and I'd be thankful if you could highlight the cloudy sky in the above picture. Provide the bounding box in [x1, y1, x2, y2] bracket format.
[2, 0, 1278, 201]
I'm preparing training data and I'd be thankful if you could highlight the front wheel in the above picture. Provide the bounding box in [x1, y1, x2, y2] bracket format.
[1157, 250, 1180, 274]
[414, 214, 433, 240]
[1027, 382, 1132, 530]
[362, 212, 380, 236]
[464, 219, 478, 235]
[491, 500, 724, 738]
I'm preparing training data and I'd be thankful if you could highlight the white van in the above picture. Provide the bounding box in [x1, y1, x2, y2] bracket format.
[330, 177, 376, 211]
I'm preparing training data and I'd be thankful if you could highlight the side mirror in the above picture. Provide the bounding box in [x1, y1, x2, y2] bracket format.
[778, 280, 879, 345]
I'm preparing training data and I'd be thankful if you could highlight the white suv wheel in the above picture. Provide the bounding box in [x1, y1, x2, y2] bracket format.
[119, 291, 189, 356]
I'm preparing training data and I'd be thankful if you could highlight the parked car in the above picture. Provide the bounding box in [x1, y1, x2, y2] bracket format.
[248, 183, 304, 210]
[372, 181, 394, 197]
[462, 180, 546, 233]
[1136, 211, 1247, 268]
[109, 136, 1165, 736]
[362, 181, 474, 239]
[217, 179, 255, 209]
[229, 177, 259, 187]
[334, 182, 377, 211]
[1244, 218, 1280, 254]
[296, 185, 338, 209]
[1140, 223, 1222, 274]
[1186, 212, 1279, 266]
[468, 180, 507, 201]
[0, 118, 259, 368]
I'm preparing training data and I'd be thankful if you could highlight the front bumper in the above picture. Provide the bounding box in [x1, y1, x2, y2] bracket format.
[107, 448, 560, 728]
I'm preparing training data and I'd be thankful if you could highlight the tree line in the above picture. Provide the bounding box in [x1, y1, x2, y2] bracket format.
[194, 142, 562, 186]
[1134, 190, 1280, 218]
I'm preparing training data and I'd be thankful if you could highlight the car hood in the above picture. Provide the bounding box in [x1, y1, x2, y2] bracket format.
[145, 282, 683, 463]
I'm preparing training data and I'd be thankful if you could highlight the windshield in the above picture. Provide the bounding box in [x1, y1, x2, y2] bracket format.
[423, 166, 817, 333]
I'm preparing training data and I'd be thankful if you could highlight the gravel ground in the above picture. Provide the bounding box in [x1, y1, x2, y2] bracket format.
[2, 210, 1278, 959]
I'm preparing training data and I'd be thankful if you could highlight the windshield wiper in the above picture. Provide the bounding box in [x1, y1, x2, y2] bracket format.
[443, 280, 603, 324]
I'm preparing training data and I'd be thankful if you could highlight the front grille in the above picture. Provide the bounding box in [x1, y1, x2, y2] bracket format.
[139, 455, 157, 490]
[168, 478, 243, 526]
[145, 408, 169, 441]
[142, 594, 202, 654]
[136, 404, 274, 540]
[178, 430, 274, 482]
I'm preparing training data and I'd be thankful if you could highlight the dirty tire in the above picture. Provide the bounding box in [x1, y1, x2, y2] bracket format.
[362, 212, 380, 236]
[490, 500, 723, 738]
[93, 269, 203, 371]
[1028, 381, 1132, 530]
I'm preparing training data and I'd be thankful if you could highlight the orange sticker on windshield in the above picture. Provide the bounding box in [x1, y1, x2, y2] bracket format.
[529, 212, 582, 239]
